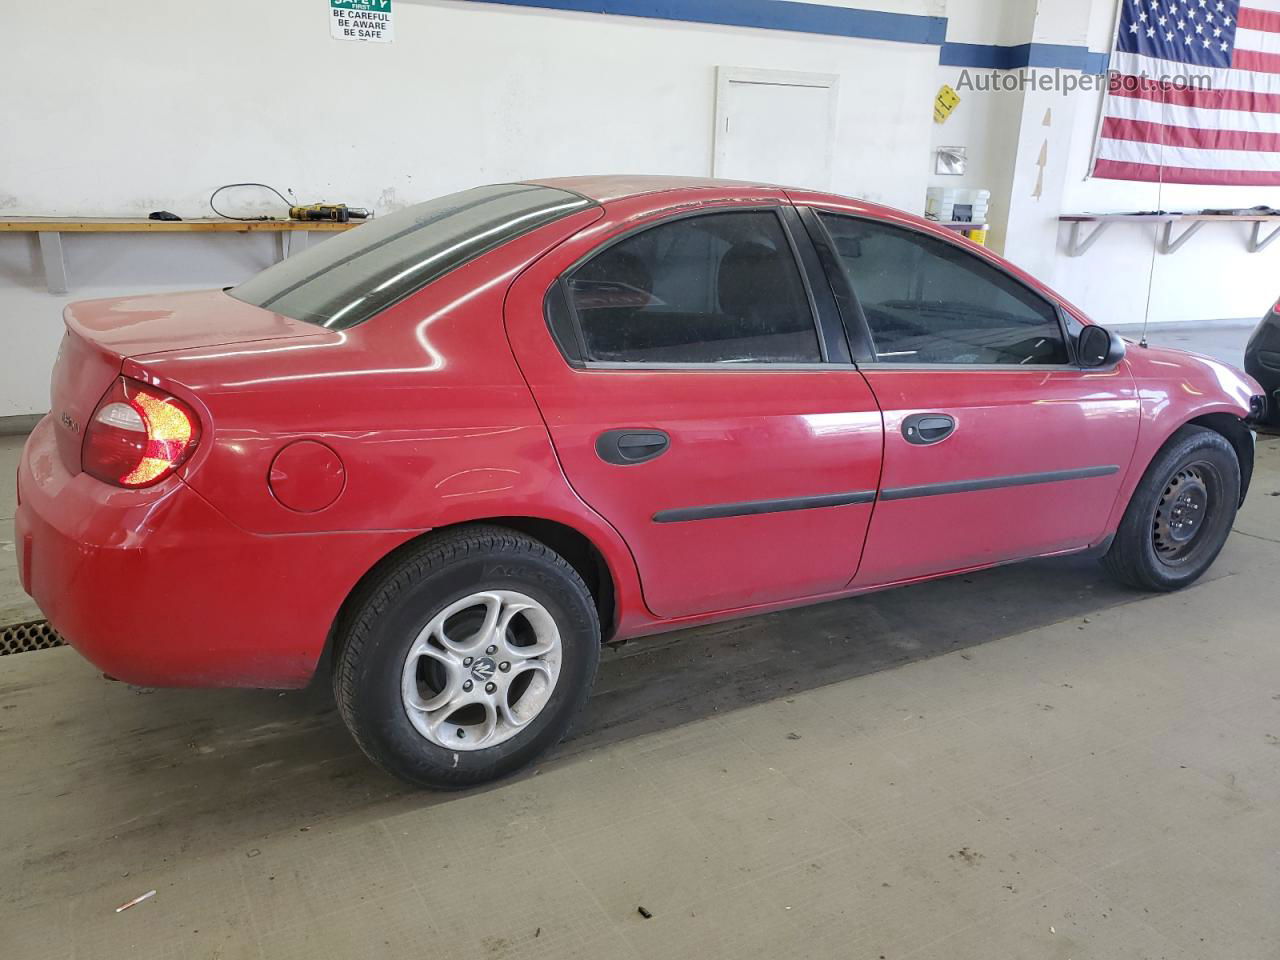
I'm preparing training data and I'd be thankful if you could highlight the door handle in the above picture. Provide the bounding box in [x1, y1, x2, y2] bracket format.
[596, 429, 671, 465]
[902, 413, 956, 445]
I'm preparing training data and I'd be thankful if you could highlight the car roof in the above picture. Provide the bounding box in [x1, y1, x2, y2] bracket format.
[526, 175, 779, 204]
[523, 174, 910, 222]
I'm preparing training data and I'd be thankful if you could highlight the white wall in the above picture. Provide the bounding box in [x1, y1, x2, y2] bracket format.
[943, 0, 1033, 46]
[1, 0, 941, 416]
[3, 0, 938, 216]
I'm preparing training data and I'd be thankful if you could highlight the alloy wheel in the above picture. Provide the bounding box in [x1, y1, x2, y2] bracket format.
[400, 590, 562, 751]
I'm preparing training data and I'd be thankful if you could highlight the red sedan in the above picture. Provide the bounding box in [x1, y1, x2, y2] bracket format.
[15, 177, 1266, 787]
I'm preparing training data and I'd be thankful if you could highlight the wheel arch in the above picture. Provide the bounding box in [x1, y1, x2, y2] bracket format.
[323, 515, 621, 676]
[1186, 412, 1255, 505]
[1104, 404, 1255, 543]
[486, 516, 617, 636]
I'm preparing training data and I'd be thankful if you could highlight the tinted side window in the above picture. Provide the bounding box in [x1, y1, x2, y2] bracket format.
[819, 214, 1068, 366]
[566, 211, 821, 364]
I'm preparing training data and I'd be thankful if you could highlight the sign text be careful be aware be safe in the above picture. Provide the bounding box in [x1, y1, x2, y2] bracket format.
[330, 0, 393, 43]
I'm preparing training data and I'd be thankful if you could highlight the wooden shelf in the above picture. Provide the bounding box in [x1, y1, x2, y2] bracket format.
[0, 217, 361, 233]
[4, 218, 365, 294]
[1059, 213, 1280, 256]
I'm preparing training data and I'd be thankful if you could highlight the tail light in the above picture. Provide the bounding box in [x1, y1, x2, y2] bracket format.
[82, 377, 201, 488]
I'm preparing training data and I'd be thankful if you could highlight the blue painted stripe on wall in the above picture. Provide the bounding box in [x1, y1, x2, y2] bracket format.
[938, 41, 1023, 69]
[940, 41, 1111, 74]
[1081, 50, 1110, 74]
[468, 0, 947, 45]
[467, 0, 1107, 72]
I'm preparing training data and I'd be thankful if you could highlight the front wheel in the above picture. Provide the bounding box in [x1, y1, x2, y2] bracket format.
[334, 526, 600, 788]
[1102, 425, 1241, 592]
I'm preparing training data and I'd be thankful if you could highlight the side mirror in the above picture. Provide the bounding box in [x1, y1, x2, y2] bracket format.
[1077, 325, 1126, 368]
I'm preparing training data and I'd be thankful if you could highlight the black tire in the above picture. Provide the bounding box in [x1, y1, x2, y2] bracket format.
[334, 525, 600, 789]
[1102, 425, 1240, 592]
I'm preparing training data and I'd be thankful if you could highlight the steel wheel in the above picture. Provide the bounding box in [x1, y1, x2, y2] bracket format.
[1152, 460, 1220, 566]
[1103, 426, 1241, 593]
[400, 590, 563, 751]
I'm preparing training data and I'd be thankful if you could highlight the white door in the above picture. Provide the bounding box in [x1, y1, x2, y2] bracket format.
[713, 67, 839, 189]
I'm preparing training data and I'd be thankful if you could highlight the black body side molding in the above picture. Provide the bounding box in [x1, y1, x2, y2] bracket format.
[652, 466, 1120, 523]
[880, 465, 1120, 502]
[653, 490, 876, 524]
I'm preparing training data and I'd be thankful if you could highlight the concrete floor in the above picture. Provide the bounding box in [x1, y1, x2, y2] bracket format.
[1112, 320, 1256, 370]
[2, 324, 1278, 959]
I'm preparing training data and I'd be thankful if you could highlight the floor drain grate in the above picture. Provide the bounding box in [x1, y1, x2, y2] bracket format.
[0, 619, 65, 656]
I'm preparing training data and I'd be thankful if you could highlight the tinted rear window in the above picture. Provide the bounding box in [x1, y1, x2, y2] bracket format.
[231, 184, 593, 329]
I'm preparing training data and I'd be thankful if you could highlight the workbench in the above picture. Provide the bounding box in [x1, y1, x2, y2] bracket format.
[1059, 213, 1280, 258]
[0, 218, 362, 294]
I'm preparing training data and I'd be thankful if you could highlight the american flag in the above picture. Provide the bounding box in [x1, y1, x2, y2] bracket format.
[1092, 0, 1280, 185]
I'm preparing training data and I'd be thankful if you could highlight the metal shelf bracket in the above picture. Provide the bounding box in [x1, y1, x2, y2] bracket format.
[1249, 221, 1280, 254]
[37, 232, 68, 295]
[1066, 220, 1113, 257]
[1159, 219, 1207, 255]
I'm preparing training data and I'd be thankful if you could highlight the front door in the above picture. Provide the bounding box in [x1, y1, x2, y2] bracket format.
[809, 209, 1141, 586]
[506, 204, 884, 619]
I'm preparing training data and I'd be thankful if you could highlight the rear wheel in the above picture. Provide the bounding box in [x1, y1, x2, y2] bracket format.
[1102, 426, 1240, 591]
[334, 526, 600, 788]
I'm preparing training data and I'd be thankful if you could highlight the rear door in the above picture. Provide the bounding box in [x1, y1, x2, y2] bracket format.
[802, 207, 1140, 586]
[505, 201, 884, 619]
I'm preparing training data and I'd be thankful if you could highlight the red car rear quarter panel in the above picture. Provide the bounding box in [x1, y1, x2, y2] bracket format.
[136, 211, 604, 537]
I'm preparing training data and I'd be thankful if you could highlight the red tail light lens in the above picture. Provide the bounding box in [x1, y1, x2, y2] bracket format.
[82, 378, 201, 488]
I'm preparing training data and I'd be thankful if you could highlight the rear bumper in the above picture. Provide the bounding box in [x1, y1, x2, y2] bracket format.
[15, 417, 413, 688]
